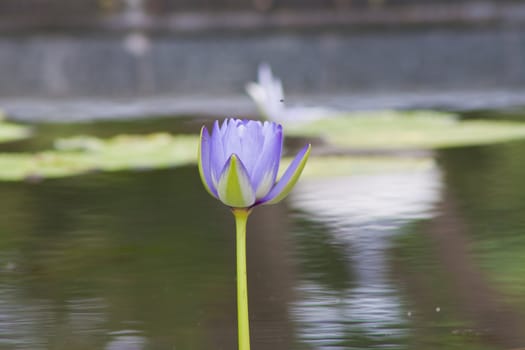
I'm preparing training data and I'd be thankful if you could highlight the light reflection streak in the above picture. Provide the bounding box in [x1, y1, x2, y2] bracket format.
[290, 168, 442, 348]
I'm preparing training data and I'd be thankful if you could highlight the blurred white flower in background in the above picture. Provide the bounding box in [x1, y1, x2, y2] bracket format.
[246, 63, 340, 125]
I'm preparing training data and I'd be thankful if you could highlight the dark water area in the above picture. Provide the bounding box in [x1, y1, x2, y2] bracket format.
[0, 113, 524, 349]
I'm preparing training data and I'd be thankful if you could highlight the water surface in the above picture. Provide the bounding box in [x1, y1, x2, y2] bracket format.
[0, 115, 524, 349]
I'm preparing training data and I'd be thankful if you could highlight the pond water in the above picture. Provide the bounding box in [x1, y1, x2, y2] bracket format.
[0, 114, 524, 350]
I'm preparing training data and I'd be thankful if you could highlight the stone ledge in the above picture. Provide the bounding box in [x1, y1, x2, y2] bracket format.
[2, 2, 525, 34]
[2, 89, 525, 122]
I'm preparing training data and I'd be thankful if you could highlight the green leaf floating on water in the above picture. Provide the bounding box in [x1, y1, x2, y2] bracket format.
[0, 132, 433, 181]
[0, 152, 93, 181]
[54, 133, 198, 171]
[0, 133, 198, 181]
[281, 156, 435, 180]
[303, 156, 435, 179]
[0, 112, 32, 143]
[2, 109, 525, 182]
[288, 110, 525, 149]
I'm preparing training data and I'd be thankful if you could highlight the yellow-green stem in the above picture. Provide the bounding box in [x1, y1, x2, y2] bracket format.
[232, 208, 251, 350]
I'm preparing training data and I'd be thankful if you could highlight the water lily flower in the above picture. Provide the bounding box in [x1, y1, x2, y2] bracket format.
[246, 63, 339, 124]
[198, 118, 311, 209]
[197, 118, 310, 350]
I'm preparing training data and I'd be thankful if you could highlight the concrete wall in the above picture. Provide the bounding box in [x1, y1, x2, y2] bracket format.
[1, 1, 525, 98]
[0, 26, 524, 97]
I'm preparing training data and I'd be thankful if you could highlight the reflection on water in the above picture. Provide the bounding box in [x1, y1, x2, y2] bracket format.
[0, 118, 524, 349]
[105, 334, 146, 350]
[290, 169, 441, 348]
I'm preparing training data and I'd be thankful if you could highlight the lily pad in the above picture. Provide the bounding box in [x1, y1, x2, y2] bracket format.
[0, 112, 32, 143]
[281, 156, 435, 180]
[288, 110, 525, 149]
[0, 152, 93, 181]
[0, 131, 438, 182]
[0, 133, 198, 181]
[54, 133, 198, 171]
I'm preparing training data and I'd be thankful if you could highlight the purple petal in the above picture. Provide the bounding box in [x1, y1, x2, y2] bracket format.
[198, 126, 218, 197]
[237, 120, 264, 173]
[222, 119, 243, 162]
[251, 124, 283, 198]
[210, 120, 226, 187]
[257, 143, 311, 205]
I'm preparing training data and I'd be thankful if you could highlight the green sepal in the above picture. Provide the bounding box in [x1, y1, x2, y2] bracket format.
[217, 154, 256, 208]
